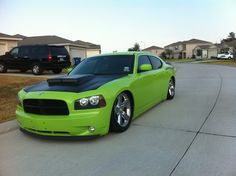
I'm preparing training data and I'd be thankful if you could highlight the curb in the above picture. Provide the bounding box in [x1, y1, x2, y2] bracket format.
[0, 120, 18, 135]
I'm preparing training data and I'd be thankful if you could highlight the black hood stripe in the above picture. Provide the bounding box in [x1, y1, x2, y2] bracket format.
[24, 74, 126, 93]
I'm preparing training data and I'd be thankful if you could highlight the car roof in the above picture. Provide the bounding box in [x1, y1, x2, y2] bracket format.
[99, 51, 155, 56]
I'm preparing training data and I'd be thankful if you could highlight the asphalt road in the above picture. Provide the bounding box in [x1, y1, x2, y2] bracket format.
[1, 63, 236, 176]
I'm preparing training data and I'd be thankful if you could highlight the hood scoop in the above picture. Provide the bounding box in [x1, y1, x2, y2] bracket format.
[47, 74, 94, 86]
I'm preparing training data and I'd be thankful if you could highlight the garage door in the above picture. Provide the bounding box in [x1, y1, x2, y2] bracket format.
[0, 43, 6, 56]
[70, 49, 86, 64]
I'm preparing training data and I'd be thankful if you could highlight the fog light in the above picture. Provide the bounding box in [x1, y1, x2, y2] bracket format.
[88, 126, 95, 133]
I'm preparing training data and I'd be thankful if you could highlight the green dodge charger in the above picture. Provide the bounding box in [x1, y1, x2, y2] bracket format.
[16, 52, 175, 136]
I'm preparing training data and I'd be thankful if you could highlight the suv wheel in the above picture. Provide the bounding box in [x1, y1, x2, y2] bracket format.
[32, 64, 43, 75]
[0, 63, 7, 73]
[52, 68, 62, 74]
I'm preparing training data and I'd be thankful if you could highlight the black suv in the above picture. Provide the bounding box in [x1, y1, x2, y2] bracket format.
[0, 45, 71, 75]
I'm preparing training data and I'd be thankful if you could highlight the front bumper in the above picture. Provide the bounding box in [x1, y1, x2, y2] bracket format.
[16, 91, 112, 136]
[16, 106, 109, 136]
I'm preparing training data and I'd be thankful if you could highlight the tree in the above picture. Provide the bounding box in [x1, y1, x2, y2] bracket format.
[228, 32, 235, 39]
[222, 32, 236, 43]
[128, 43, 140, 51]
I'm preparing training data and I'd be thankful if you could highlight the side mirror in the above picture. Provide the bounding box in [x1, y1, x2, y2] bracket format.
[139, 64, 152, 72]
[5, 51, 9, 55]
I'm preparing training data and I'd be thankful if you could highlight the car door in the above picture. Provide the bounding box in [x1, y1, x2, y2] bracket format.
[5, 47, 20, 69]
[132, 55, 155, 112]
[149, 56, 167, 101]
[18, 46, 31, 69]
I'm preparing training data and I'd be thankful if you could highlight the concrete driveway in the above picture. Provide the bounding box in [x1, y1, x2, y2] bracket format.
[1, 63, 236, 176]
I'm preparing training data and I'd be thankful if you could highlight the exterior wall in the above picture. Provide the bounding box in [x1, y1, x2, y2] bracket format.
[186, 43, 210, 58]
[0, 40, 18, 55]
[86, 49, 101, 58]
[208, 48, 217, 58]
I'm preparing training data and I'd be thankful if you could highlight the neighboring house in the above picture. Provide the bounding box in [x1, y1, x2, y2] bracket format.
[165, 39, 212, 58]
[0, 33, 22, 56]
[142, 46, 164, 56]
[74, 40, 101, 58]
[18, 35, 101, 64]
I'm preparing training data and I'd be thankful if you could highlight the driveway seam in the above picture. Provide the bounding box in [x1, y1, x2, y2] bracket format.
[168, 71, 223, 176]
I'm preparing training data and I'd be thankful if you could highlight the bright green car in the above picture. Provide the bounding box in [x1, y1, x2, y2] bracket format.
[16, 52, 175, 136]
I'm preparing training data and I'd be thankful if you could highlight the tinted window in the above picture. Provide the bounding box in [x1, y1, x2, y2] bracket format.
[70, 55, 134, 75]
[50, 46, 68, 55]
[10, 47, 19, 57]
[149, 56, 162, 69]
[31, 46, 48, 58]
[19, 46, 30, 57]
[138, 55, 152, 72]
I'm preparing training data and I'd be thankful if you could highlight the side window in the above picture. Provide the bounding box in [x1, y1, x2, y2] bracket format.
[10, 47, 19, 57]
[149, 56, 163, 69]
[138, 55, 152, 72]
[19, 46, 30, 57]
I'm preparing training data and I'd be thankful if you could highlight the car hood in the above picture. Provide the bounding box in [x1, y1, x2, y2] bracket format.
[24, 74, 126, 93]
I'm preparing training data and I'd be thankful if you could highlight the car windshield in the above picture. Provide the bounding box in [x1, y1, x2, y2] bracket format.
[69, 55, 134, 75]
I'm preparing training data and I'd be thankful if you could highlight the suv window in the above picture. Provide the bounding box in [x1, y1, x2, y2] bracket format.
[31, 46, 48, 58]
[10, 47, 19, 57]
[19, 46, 30, 57]
[50, 46, 68, 55]
[149, 56, 162, 69]
[138, 55, 152, 72]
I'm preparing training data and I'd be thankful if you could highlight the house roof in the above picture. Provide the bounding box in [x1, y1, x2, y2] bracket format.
[18, 35, 74, 45]
[74, 40, 101, 49]
[0, 32, 22, 40]
[17, 35, 101, 49]
[184, 38, 212, 44]
[13, 34, 27, 39]
[165, 38, 212, 47]
[143, 46, 164, 51]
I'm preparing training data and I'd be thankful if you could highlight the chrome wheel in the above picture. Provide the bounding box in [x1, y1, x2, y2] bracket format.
[32, 65, 39, 74]
[167, 79, 175, 100]
[114, 93, 131, 127]
[32, 64, 43, 75]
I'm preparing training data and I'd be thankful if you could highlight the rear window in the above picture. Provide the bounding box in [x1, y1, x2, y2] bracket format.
[50, 46, 68, 55]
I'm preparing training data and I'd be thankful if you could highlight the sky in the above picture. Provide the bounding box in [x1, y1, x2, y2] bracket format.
[0, 0, 236, 52]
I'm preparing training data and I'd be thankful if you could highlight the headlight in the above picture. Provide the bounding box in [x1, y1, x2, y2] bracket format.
[75, 95, 106, 109]
[17, 95, 22, 107]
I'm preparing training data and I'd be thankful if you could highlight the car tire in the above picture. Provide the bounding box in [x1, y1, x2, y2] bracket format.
[228, 57, 232, 59]
[110, 92, 133, 133]
[32, 64, 43, 75]
[0, 63, 7, 73]
[52, 68, 62, 74]
[167, 78, 175, 100]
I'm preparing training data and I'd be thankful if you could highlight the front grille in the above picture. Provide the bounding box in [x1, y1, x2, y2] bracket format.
[23, 99, 69, 115]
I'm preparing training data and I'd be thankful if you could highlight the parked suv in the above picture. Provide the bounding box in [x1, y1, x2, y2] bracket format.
[0, 45, 71, 75]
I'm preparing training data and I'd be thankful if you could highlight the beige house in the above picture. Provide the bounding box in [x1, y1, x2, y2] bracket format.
[165, 39, 212, 58]
[142, 46, 164, 56]
[0, 33, 22, 56]
[18, 35, 101, 64]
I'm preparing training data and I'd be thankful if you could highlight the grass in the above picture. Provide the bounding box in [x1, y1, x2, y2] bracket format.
[163, 58, 194, 63]
[0, 76, 46, 123]
[200, 59, 236, 67]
